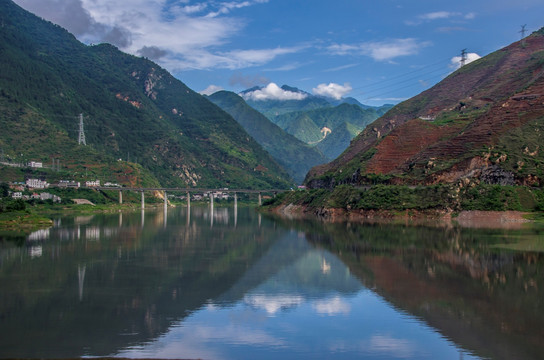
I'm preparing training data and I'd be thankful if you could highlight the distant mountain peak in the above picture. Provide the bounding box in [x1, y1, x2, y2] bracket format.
[239, 83, 308, 102]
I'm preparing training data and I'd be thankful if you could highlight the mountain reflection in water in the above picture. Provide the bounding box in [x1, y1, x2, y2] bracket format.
[0, 206, 542, 359]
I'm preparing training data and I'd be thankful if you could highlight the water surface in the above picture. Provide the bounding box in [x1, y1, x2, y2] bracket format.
[0, 206, 543, 359]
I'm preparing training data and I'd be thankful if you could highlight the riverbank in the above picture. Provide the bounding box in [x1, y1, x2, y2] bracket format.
[267, 203, 543, 229]
[262, 184, 544, 228]
[0, 199, 255, 234]
[0, 211, 54, 232]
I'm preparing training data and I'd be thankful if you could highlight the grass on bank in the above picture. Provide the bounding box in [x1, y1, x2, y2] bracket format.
[264, 184, 544, 212]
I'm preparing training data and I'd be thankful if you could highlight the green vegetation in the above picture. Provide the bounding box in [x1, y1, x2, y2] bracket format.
[0, 210, 53, 231]
[266, 184, 544, 212]
[304, 29, 544, 190]
[208, 91, 327, 183]
[273, 103, 388, 159]
[491, 117, 544, 180]
[244, 86, 332, 120]
[0, 0, 292, 190]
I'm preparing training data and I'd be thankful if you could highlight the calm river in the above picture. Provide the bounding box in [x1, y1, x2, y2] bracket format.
[1, 206, 543, 359]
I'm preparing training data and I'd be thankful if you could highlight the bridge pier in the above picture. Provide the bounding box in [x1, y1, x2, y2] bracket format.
[187, 191, 190, 208]
[164, 191, 167, 210]
[258, 192, 262, 206]
[141, 191, 145, 210]
[234, 192, 238, 227]
[141, 209, 145, 228]
[119, 190, 123, 204]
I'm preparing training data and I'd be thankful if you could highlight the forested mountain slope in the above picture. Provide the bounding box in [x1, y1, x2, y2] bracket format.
[208, 91, 327, 183]
[0, 0, 292, 189]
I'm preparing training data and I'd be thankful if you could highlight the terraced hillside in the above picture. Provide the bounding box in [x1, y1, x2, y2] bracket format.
[306, 28, 544, 188]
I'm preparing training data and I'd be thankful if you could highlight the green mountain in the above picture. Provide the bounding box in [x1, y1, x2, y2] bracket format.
[275, 103, 391, 160]
[0, 0, 292, 189]
[306, 27, 544, 189]
[208, 91, 328, 184]
[314, 122, 355, 160]
[241, 86, 333, 120]
[283, 114, 324, 144]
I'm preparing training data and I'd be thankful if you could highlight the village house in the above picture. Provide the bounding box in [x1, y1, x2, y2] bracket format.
[104, 182, 121, 187]
[29, 161, 43, 168]
[26, 178, 49, 189]
[85, 180, 100, 187]
[58, 180, 80, 188]
[204, 191, 230, 200]
[40, 192, 62, 203]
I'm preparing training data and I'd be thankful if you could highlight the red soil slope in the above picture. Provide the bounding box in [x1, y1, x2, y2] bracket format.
[306, 28, 544, 187]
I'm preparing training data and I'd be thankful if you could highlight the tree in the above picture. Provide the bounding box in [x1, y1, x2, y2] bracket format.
[0, 182, 9, 198]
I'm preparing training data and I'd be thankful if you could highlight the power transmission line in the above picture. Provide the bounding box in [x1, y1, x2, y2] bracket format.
[349, 57, 453, 92]
[359, 70, 452, 102]
[352, 66, 449, 98]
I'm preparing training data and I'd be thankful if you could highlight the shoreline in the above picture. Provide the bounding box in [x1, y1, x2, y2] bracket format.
[268, 203, 537, 230]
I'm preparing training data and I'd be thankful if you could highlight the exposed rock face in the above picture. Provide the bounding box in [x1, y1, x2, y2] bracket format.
[480, 166, 515, 186]
[144, 68, 162, 100]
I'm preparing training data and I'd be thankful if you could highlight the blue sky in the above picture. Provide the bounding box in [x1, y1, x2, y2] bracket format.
[14, 0, 544, 105]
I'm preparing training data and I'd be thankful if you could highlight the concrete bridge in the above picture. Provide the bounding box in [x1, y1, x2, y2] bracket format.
[94, 186, 289, 209]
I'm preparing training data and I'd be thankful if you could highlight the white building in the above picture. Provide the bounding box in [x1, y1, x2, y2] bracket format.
[29, 161, 43, 168]
[85, 180, 100, 187]
[58, 180, 80, 188]
[26, 178, 49, 189]
[12, 192, 22, 199]
[40, 192, 61, 203]
[104, 182, 120, 187]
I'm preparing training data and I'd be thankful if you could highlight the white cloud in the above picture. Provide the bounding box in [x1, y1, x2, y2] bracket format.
[327, 43, 360, 56]
[406, 11, 477, 25]
[312, 296, 351, 316]
[450, 52, 481, 69]
[241, 83, 308, 101]
[312, 83, 352, 100]
[366, 39, 431, 61]
[206, 0, 269, 18]
[367, 335, 417, 358]
[222, 47, 303, 69]
[199, 85, 224, 96]
[244, 294, 305, 314]
[419, 11, 460, 20]
[328, 39, 431, 62]
[328, 335, 420, 358]
[324, 63, 359, 72]
[265, 62, 303, 71]
[178, 3, 208, 14]
[12, 0, 283, 72]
